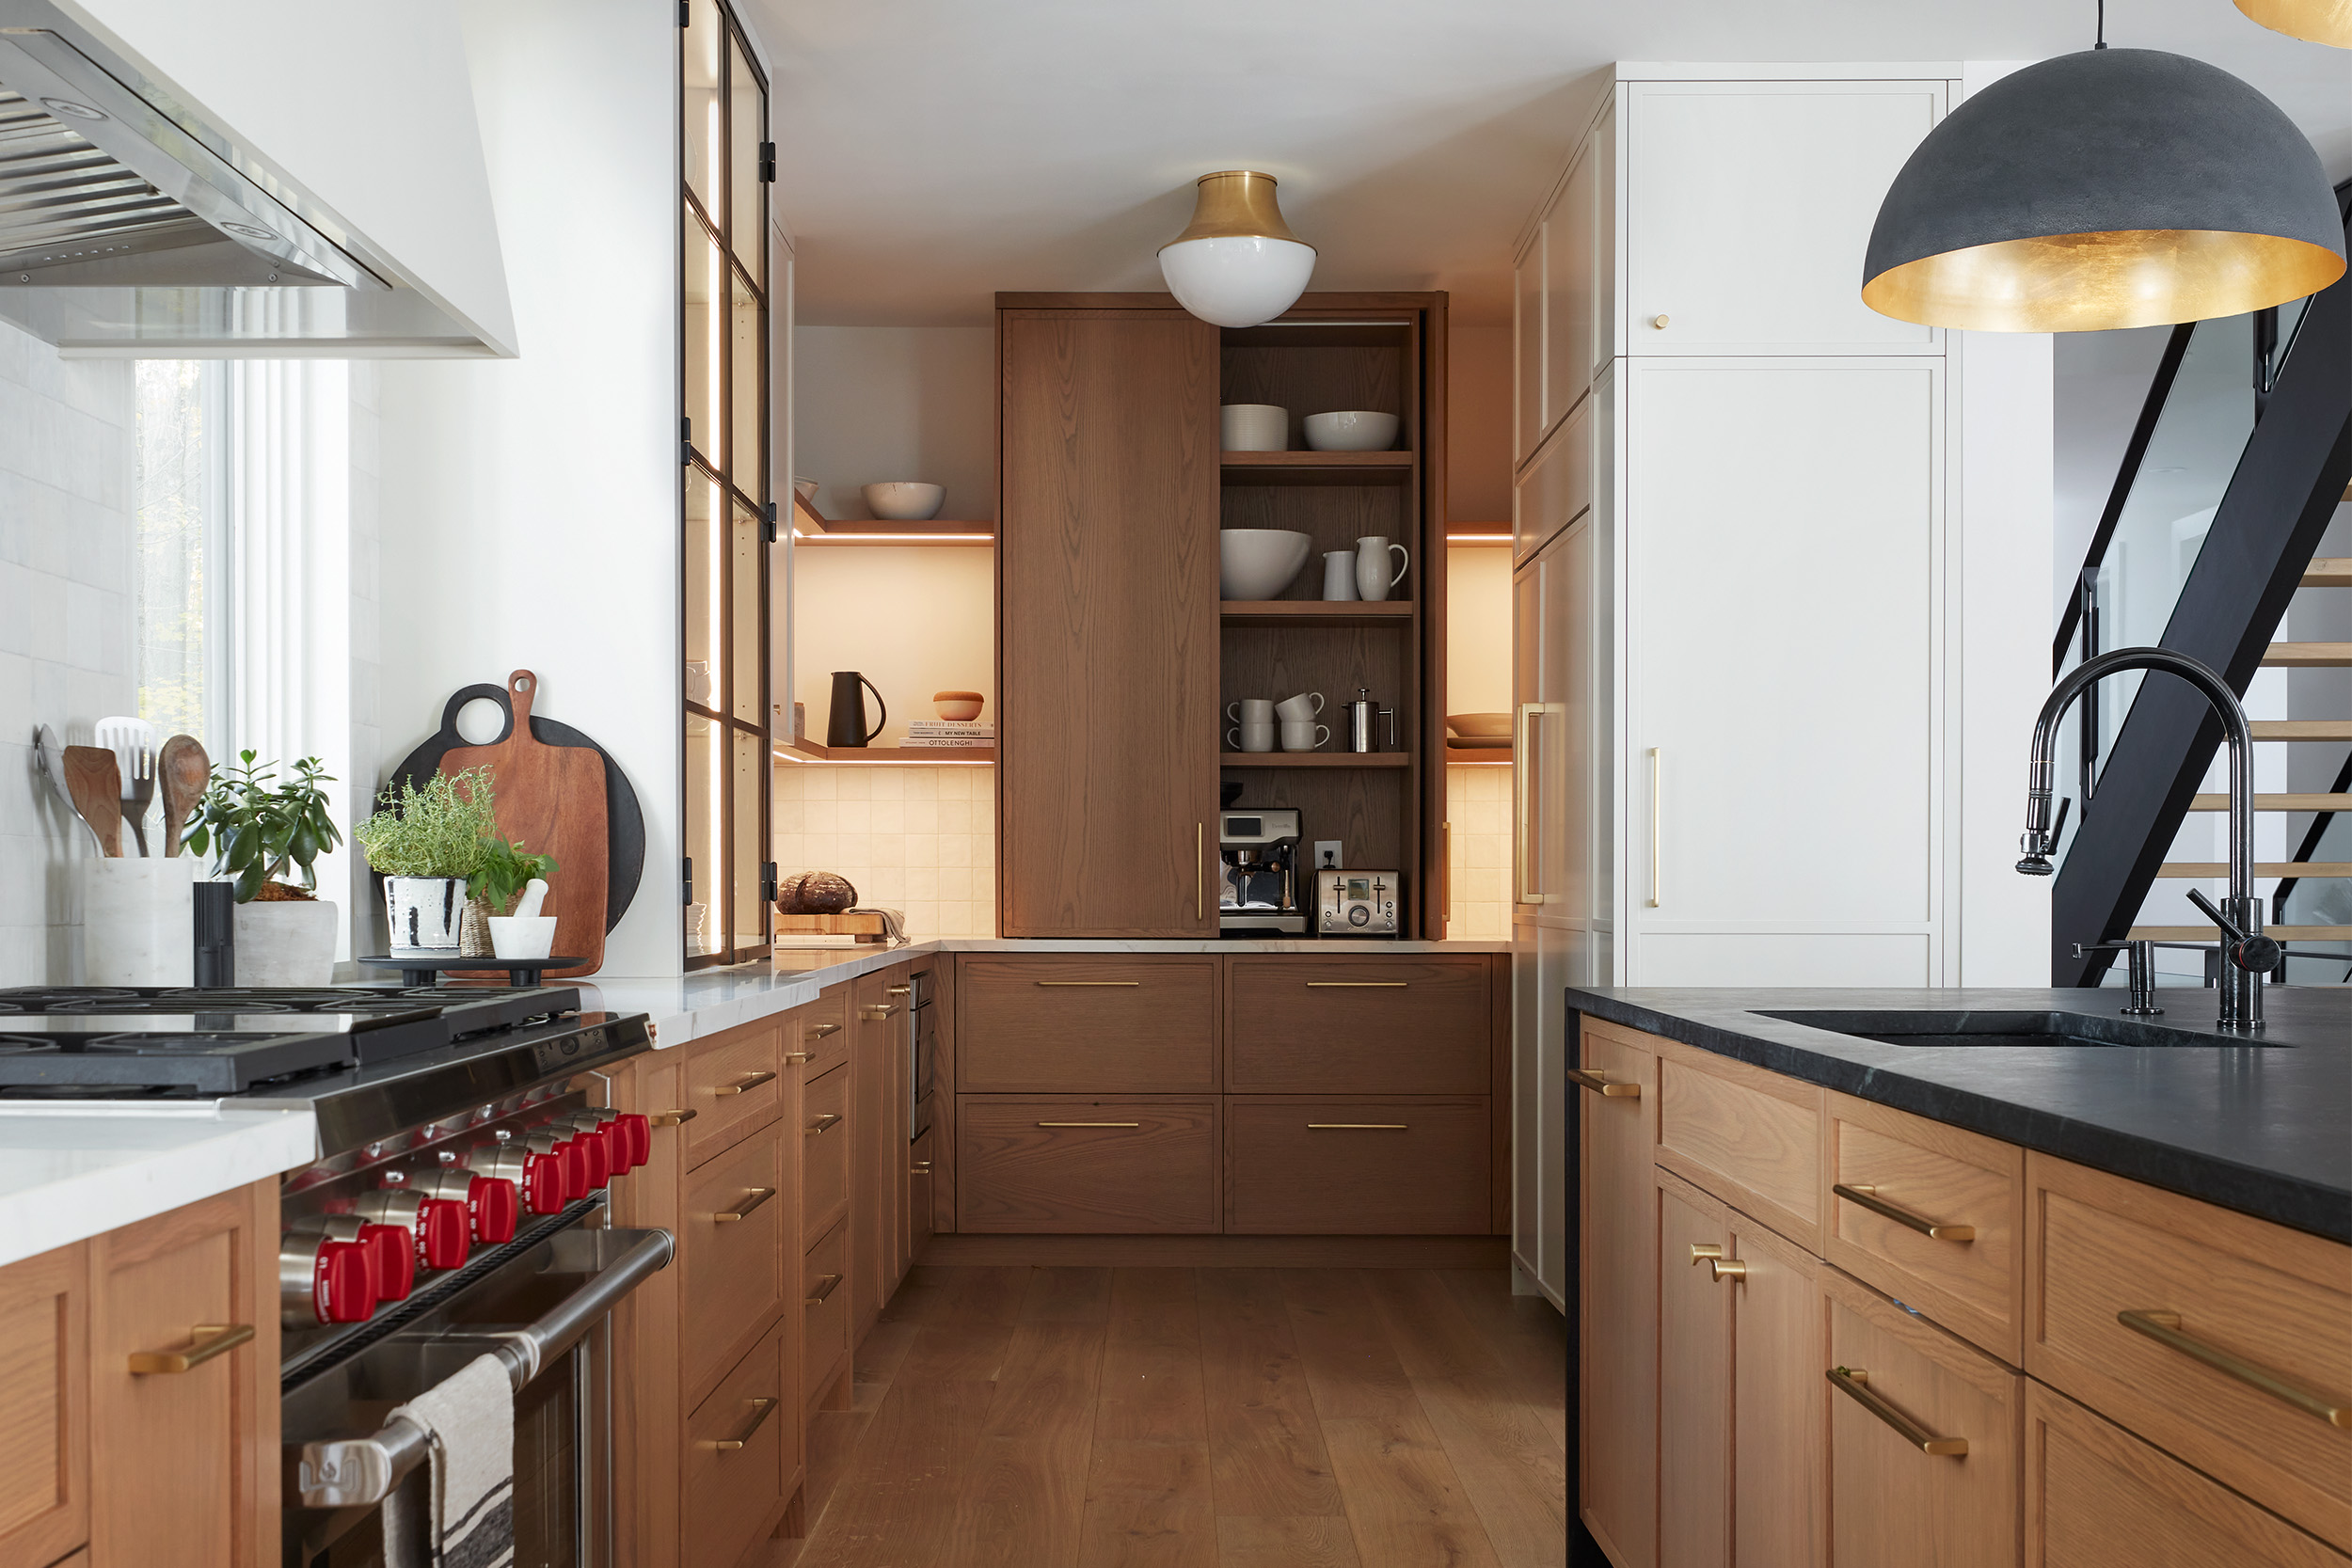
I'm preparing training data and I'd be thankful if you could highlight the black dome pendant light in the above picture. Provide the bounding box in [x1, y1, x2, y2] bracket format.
[1862, 3, 2344, 331]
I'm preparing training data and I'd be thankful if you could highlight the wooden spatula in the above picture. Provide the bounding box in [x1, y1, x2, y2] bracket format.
[158, 735, 212, 859]
[61, 745, 123, 857]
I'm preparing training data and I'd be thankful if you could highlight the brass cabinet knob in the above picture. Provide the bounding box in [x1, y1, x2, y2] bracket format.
[1651, 313, 1670, 329]
[1708, 1258, 1747, 1283]
[1689, 1243, 1724, 1266]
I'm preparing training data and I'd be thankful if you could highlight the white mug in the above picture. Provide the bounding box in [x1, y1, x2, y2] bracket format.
[1356, 536, 1409, 601]
[1226, 721, 1276, 753]
[1279, 721, 1330, 752]
[1226, 698, 1274, 724]
[1321, 551, 1360, 601]
[1275, 691, 1324, 721]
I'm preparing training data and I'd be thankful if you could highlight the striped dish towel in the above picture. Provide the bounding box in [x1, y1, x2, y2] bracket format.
[385, 1353, 514, 1568]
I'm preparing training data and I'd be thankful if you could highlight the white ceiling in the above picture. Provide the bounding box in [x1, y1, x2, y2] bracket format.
[751, 0, 2352, 326]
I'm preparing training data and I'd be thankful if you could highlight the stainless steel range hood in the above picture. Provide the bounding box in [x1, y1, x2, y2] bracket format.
[0, 0, 516, 356]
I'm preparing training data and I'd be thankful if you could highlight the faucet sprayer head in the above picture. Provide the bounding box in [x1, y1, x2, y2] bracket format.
[2016, 835, 2054, 876]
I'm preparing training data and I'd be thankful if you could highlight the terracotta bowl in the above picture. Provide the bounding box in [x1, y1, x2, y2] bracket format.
[934, 690, 985, 722]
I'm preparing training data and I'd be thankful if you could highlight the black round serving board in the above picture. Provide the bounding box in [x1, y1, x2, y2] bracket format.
[389, 682, 646, 933]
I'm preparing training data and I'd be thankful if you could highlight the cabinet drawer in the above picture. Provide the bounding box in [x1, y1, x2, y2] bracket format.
[1227, 1097, 1491, 1234]
[803, 1215, 849, 1411]
[2026, 1380, 2344, 1568]
[958, 957, 1216, 1092]
[0, 1242, 87, 1568]
[684, 1330, 789, 1568]
[680, 1121, 787, 1400]
[957, 1097, 1218, 1233]
[683, 1022, 785, 1168]
[1226, 957, 1492, 1094]
[1654, 1035, 1822, 1250]
[793, 988, 851, 1079]
[1825, 1266, 2020, 1568]
[2025, 1154, 2352, 1552]
[803, 1062, 850, 1243]
[1824, 1091, 2025, 1363]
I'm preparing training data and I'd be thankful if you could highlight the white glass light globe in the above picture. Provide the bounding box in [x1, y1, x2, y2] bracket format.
[1158, 235, 1317, 328]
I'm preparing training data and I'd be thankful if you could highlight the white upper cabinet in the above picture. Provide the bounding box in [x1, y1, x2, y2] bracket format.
[1543, 142, 1598, 438]
[1515, 225, 1548, 465]
[1514, 394, 1591, 567]
[1624, 80, 1945, 356]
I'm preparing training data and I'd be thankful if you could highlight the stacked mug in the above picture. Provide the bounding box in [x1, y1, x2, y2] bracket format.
[1276, 691, 1328, 751]
[1228, 694, 1327, 752]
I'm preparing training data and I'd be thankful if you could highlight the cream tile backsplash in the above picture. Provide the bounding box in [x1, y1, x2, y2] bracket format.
[772, 763, 997, 940]
[1446, 763, 1511, 939]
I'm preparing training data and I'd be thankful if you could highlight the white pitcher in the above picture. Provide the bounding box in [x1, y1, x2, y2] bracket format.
[1355, 536, 1408, 601]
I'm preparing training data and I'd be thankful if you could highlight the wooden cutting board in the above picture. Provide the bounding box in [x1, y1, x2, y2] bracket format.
[437, 670, 610, 978]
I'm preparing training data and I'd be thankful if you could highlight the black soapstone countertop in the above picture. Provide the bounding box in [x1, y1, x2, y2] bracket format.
[1564, 985, 2351, 1243]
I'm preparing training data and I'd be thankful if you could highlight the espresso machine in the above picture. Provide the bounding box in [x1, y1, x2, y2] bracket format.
[1218, 808, 1305, 935]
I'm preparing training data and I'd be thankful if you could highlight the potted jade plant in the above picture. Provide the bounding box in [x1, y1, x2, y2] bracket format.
[184, 752, 343, 985]
[473, 836, 559, 959]
[354, 768, 496, 953]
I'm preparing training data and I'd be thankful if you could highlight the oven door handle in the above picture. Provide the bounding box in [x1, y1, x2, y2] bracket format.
[294, 1227, 675, 1509]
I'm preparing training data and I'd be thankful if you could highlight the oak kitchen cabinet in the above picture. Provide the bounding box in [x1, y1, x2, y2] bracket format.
[0, 1179, 278, 1568]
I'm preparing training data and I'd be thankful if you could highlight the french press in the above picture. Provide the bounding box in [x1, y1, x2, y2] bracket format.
[1343, 688, 1396, 752]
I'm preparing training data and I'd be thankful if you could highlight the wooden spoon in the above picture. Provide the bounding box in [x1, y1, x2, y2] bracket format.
[61, 745, 123, 857]
[158, 735, 211, 859]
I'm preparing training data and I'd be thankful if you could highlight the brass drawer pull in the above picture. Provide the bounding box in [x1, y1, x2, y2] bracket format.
[701, 1396, 778, 1452]
[1826, 1367, 1967, 1455]
[1707, 1258, 1746, 1282]
[1834, 1183, 1976, 1243]
[804, 1273, 843, 1306]
[1567, 1068, 1640, 1099]
[712, 1187, 775, 1223]
[805, 1113, 843, 1136]
[649, 1107, 697, 1127]
[786, 1051, 815, 1066]
[1307, 1123, 1408, 1131]
[711, 1069, 776, 1098]
[861, 1003, 902, 1021]
[2118, 1309, 2351, 1430]
[886, 984, 912, 996]
[128, 1322, 253, 1374]
[1304, 981, 1408, 988]
[1034, 980, 1140, 987]
[1690, 1243, 1723, 1265]
[807, 1022, 842, 1038]
[912, 1160, 933, 1173]
[1036, 1120, 1140, 1128]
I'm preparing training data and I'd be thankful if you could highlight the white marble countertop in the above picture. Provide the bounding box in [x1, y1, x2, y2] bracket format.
[579, 936, 1514, 1049]
[0, 1104, 317, 1267]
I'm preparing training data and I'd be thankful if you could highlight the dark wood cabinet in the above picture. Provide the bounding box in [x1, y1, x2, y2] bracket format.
[996, 304, 1222, 937]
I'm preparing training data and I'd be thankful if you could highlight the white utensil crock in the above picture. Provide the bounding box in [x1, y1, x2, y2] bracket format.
[79, 857, 196, 985]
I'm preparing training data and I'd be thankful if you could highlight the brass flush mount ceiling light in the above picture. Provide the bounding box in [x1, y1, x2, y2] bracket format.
[1861, 48, 2344, 331]
[1158, 170, 1316, 328]
[2236, 0, 2352, 47]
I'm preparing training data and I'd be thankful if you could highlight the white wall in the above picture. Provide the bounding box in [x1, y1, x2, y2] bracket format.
[2052, 325, 2169, 618]
[0, 326, 134, 983]
[1449, 325, 1513, 525]
[793, 327, 994, 520]
[791, 545, 993, 745]
[1446, 545, 1512, 719]
[375, 0, 681, 977]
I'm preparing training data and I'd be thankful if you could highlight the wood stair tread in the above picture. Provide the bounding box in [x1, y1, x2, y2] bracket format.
[2155, 863, 2352, 878]
[2188, 793, 2352, 811]
[2259, 641, 2352, 667]
[2303, 558, 2352, 588]
[2129, 926, 2352, 942]
[2251, 720, 2352, 741]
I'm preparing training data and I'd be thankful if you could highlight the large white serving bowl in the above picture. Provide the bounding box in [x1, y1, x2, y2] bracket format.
[1219, 529, 1312, 600]
[863, 482, 946, 520]
[1302, 410, 1401, 451]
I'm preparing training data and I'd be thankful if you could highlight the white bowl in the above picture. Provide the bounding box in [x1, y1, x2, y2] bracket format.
[1303, 410, 1401, 452]
[863, 482, 946, 521]
[1218, 529, 1312, 600]
[1220, 404, 1289, 451]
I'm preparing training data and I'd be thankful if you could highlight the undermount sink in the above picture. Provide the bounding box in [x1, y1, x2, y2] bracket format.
[1754, 1009, 2283, 1049]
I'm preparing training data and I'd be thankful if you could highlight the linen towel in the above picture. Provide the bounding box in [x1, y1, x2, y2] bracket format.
[385, 1352, 515, 1568]
[849, 905, 908, 943]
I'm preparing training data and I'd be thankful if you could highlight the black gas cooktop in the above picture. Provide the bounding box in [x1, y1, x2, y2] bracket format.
[0, 984, 582, 1095]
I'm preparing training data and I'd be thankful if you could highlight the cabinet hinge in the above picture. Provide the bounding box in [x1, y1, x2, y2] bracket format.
[681, 416, 693, 467]
[678, 0, 690, 24]
[681, 856, 693, 905]
[760, 862, 778, 903]
[758, 141, 776, 183]
[762, 499, 779, 543]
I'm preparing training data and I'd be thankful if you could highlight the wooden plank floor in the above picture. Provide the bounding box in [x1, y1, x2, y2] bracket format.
[775, 1265, 1566, 1568]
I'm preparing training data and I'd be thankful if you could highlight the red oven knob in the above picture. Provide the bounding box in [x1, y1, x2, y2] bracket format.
[298, 1237, 375, 1324]
[573, 1131, 610, 1191]
[523, 1150, 566, 1213]
[359, 1223, 415, 1302]
[470, 1175, 520, 1243]
[416, 1197, 471, 1271]
[614, 1113, 650, 1170]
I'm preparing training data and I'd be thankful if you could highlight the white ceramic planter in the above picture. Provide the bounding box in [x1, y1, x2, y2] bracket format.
[79, 857, 197, 985]
[384, 876, 467, 951]
[489, 915, 558, 960]
[233, 899, 340, 987]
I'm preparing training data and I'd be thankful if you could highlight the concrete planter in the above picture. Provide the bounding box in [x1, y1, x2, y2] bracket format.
[232, 898, 339, 987]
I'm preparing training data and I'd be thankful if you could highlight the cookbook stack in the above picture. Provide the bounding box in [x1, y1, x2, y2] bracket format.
[901, 720, 993, 750]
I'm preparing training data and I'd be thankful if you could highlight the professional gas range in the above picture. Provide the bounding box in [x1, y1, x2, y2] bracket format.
[3, 983, 671, 1566]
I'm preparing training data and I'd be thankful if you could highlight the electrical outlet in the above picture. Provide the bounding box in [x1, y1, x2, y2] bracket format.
[1313, 841, 1343, 870]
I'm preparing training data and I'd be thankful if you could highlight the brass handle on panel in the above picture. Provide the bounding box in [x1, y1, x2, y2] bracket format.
[887, 984, 912, 997]
[912, 1161, 933, 1174]
[701, 1397, 778, 1451]
[1834, 1183, 1977, 1243]
[1647, 746, 1662, 908]
[1689, 1243, 1723, 1265]
[807, 1022, 842, 1038]
[1035, 981, 1140, 988]
[711, 1069, 776, 1098]
[861, 1004, 901, 1021]
[1304, 981, 1408, 989]
[2118, 1310, 2351, 1430]
[804, 1274, 843, 1306]
[786, 1051, 815, 1066]
[1515, 702, 1545, 905]
[1036, 1121, 1141, 1129]
[1197, 822, 1203, 923]
[1707, 1258, 1746, 1282]
[1307, 1123, 1409, 1131]
[1826, 1367, 1967, 1455]
[805, 1113, 842, 1136]
[649, 1108, 698, 1127]
[1567, 1067, 1639, 1099]
[127, 1323, 253, 1374]
[712, 1187, 775, 1223]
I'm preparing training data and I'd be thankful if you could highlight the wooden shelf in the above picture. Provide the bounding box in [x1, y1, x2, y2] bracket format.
[1220, 752, 1410, 768]
[1444, 744, 1513, 765]
[789, 492, 994, 543]
[776, 738, 994, 763]
[1219, 451, 1413, 486]
[1221, 600, 1413, 625]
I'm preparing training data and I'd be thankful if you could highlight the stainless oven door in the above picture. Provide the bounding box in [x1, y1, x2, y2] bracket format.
[282, 1221, 673, 1568]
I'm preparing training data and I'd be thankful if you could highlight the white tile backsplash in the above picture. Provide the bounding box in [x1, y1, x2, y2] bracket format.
[1446, 763, 1512, 939]
[772, 762, 997, 940]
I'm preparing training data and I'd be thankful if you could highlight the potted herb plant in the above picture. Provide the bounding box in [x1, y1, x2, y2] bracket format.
[474, 836, 559, 959]
[354, 768, 496, 953]
[184, 752, 344, 985]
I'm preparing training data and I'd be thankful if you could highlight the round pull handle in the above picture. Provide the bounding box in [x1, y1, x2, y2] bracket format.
[1651, 313, 1670, 329]
[1708, 1258, 1747, 1283]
